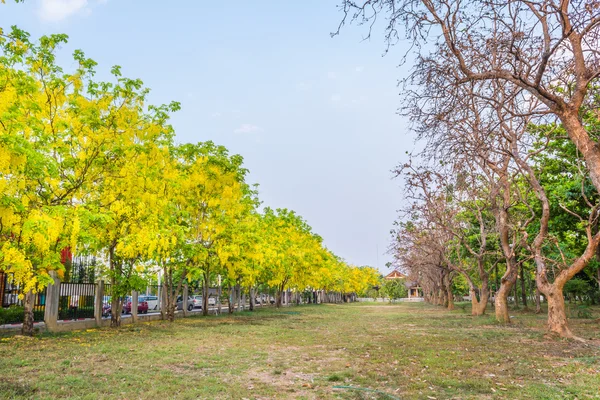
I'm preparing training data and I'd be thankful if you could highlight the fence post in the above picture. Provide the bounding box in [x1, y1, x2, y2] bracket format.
[95, 280, 104, 327]
[44, 271, 60, 332]
[131, 291, 138, 322]
[183, 284, 189, 317]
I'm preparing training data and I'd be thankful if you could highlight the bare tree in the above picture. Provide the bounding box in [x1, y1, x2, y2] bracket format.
[337, 0, 600, 338]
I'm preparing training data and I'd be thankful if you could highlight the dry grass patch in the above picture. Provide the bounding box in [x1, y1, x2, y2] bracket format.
[1, 302, 599, 399]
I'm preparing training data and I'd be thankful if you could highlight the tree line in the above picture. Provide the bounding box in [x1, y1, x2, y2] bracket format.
[337, 0, 600, 339]
[0, 20, 380, 334]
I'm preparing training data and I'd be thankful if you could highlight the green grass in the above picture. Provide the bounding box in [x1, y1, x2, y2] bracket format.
[1, 302, 599, 399]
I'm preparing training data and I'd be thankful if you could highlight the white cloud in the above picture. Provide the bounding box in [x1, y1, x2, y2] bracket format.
[330, 94, 342, 103]
[38, 0, 106, 23]
[234, 124, 262, 134]
[327, 71, 338, 80]
[355, 66, 364, 73]
[211, 112, 222, 118]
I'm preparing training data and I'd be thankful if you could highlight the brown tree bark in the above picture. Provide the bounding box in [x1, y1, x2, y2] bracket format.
[249, 287, 255, 311]
[495, 270, 516, 324]
[228, 285, 234, 314]
[545, 286, 572, 338]
[202, 267, 210, 316]
[535, 285, 542, 314]
[22, 291, 35, 336]
[520, 264, 528, 310]
[470, 286, 488, 316]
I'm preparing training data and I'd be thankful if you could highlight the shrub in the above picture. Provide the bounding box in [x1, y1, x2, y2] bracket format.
[0, 306, 25, 325]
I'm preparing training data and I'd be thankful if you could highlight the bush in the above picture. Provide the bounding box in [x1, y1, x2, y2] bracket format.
[564, 278, 591, 303]
[570, 305, 594, 319]
[0, 306, 44, 325]
[0, 306, 25, 325]
[380, 279, 408, 301]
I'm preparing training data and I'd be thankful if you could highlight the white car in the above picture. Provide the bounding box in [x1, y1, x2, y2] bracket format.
[138, 295, 159, 310]
[192, 296, 217, 308]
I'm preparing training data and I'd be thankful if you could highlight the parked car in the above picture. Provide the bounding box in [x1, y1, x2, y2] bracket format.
[176, 296, 194, 311]
[139, 295, 159, 310]
[122, 297, 149, 314]
[192, 295, 203, 309]
[191, 295, 217, 308]
[269, 296, 275, 304]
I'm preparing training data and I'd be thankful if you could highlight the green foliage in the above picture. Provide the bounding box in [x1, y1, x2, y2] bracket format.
[564, 277, 593, 302]
[380, 279, 407, 301]
[0, 306, 24, 325]
[452, 274, 470, 296]
[365, 287, 379, 301]
[568, 304, 594, 319]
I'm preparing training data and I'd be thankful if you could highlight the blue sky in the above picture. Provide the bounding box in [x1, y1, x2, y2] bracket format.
[1, 0, 415, 272]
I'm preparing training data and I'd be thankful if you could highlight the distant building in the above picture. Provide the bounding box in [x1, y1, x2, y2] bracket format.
[384, 270, 407, 280]
[384, 269, 423, 298]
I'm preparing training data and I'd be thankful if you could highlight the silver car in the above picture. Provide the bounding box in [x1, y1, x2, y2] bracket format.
[176, 296, 194, 311]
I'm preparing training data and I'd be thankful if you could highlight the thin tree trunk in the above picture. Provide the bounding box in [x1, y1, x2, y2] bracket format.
[513, 274, 520, 309]
[446, 281, 454, 311]
[249, 287, 255, 311]
[166, 270, 176, 322]
[521, 264, 528, 310]
[202, 269, 210, 316]
[22, 291, 35, 336]
[535, 285, 542, 314]
[216, 283, 222, 315]
[228, 285, 234, 314]
[160, 278, 167, 320]
[109, 246, 122, 327]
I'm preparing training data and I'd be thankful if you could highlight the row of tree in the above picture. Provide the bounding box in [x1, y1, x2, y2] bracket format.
[338, 0, 600, 338]
[0, 24, 379, 334]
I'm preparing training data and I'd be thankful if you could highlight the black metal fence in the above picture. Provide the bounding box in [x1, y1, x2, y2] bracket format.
[67, 256, 97, 283]
[58, 283, 95, 320]
[55, 256, 98, 321]
[0, 272, 46, 324]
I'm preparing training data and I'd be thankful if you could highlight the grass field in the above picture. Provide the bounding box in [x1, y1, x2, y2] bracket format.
[1, 302, 599, 399]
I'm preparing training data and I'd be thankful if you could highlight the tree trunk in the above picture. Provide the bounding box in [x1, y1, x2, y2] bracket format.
[432, 290, 439, 306]
[520, 264, 528, 309]
[513, 274, 520, 309]
[216, 283, 222, 315]
[202, 270, 210, 316]
[165, 271, 176, 322]
[202, 279, 209, 316]
[22, 291, 35, 336]
[546, 287, 574, 338]
[495, 260, 517, 323]
[111, 273, 122, 328]
[228, 285, 234, 314]
[471, 287, 488, 316]
[446, 283, 454, 311]
[109, 247, 123, 327]
[535, 285, 542, 314]
[160, 279, 167, 320]
[249, 287, 255, 311]
[495, 274, 515, 323]
[560, 112, 600, 196]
